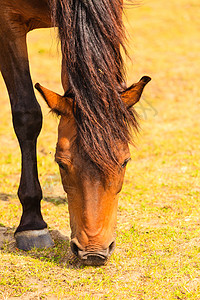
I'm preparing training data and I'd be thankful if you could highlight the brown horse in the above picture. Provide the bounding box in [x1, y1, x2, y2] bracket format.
[0, 0, 150, 266]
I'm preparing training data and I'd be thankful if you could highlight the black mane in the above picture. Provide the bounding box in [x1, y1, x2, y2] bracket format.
[51, 0, 138, 172]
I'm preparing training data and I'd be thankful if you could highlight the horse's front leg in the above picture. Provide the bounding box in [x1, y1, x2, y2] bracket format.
[0, 22, 53, 250]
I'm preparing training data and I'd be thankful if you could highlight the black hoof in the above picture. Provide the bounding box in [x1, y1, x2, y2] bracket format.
[15, 228, 54, 251]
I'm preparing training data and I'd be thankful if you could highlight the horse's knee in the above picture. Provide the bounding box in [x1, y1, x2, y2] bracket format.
[12, 97, 42, 143]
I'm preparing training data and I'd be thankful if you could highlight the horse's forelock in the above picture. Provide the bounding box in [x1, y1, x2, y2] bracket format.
[51, 0, 139, 173]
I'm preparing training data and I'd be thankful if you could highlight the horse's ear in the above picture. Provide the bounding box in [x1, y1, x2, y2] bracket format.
[35, 83, 72, 116]
[122, 76, 151, 109]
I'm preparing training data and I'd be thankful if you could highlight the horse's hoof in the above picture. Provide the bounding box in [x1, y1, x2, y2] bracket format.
[15, 228, 54, 251]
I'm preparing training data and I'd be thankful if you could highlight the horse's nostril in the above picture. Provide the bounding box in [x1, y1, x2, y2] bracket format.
[109, 240, 116, 256]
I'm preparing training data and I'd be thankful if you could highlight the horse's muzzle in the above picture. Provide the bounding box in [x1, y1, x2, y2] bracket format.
[70, 240, 116, 266]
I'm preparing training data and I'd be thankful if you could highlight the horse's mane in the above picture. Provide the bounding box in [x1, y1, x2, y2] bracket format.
[50, 0, 138, 173]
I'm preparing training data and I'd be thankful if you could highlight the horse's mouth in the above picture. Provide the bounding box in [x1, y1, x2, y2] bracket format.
[80, 253, 108, 266]
[71, 240, 116, 266]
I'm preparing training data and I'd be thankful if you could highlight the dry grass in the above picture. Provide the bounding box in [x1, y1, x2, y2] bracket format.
[0, 0, 200, 299]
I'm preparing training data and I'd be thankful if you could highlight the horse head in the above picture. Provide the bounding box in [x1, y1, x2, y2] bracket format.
[35, 76, 150, 266]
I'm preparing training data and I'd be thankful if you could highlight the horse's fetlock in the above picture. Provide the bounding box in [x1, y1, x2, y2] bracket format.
[18, 188, 42, 206]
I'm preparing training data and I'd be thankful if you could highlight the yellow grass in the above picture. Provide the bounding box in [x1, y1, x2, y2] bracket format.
[0, 0, 200, 299]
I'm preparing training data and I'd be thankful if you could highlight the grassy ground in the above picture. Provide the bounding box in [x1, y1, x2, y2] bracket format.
[0, 0, 200, 299]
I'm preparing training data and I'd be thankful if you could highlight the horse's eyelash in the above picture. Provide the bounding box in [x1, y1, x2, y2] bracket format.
[122, 157, 131, 168]
[56, 161, 65, 170]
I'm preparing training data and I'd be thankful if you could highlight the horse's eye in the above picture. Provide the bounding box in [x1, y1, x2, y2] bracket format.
[57, 162, 65, 170]
[122, 158, 131, 168]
